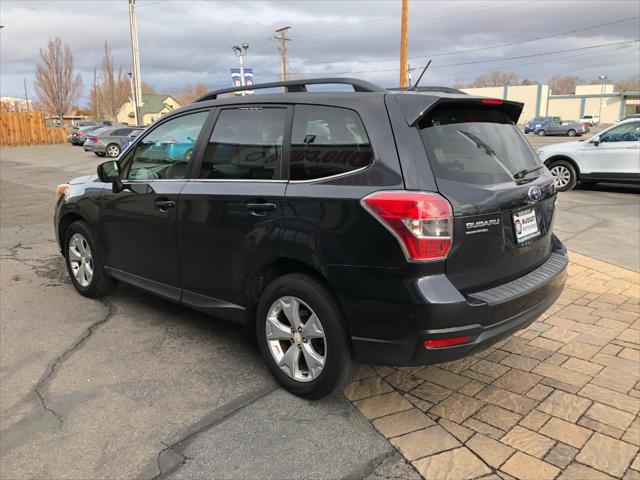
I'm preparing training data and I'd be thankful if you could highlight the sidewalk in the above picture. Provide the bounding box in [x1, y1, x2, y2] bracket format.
[345, 252, 640, 480]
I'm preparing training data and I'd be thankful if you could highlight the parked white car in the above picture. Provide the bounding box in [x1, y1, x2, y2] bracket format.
[579, 115, 599, 126]
[537, 118, 640, 191]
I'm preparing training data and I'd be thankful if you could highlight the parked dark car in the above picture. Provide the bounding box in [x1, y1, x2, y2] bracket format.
[83, 126, 144, 158]
[54, 78, 567, 398]
[67, 125, 103, 145]
[523, 116, 561, 134]
[534, 119, 587, 137]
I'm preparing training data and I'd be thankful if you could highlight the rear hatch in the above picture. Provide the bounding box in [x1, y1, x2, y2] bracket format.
[417, 101, 556, 293]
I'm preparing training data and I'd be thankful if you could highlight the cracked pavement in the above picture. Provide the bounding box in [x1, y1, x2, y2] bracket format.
[0, 143, 637, 479]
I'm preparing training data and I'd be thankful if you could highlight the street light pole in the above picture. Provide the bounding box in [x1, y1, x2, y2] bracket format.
[232, 43, 250, 95]
[128, 0, 142, 126]
[128, 72, 138, 126]
[598, 74, 607, 125]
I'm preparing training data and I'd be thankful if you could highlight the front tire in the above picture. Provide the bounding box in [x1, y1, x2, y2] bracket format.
[64, 221, 116, 298]
[106, 143, 121, 158]
[255, 273, 355, 399]
[537, 129, 546, 136]
[548, 160, 577, 191]
[567, 129, 577, 137]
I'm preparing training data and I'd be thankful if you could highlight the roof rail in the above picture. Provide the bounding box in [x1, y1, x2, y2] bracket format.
[195, 77, 385, 102]
[388, 86, 466, 94]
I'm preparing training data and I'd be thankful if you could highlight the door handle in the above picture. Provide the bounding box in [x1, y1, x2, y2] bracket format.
[246, 202, 277, 215]
[154, 198, 176, 212]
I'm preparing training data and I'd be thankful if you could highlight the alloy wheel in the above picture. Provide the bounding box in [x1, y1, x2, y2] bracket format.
[107, 145, 120, 157]
[265, 296, 326, 382]
[550, 165, 571, 188]
[68, 233, 93, 287]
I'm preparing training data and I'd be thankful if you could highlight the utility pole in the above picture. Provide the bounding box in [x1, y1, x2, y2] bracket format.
[128, 0, 142, 126]
[275, 26, 291, 83]
[399, 0, 409, 88]
[23, 78, 30, 111]
[93, 69, 100, 121]
[128, 72, 139, 126]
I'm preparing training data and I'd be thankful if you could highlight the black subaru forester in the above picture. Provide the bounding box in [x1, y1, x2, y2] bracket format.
[54, 78, 567, 398]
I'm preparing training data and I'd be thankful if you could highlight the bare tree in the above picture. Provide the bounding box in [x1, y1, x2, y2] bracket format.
[141, 82, 156, 94]
[34, 37, 83, 119]
[615, 75, 639, 92]
[469, 71, 518, 88]
[98, 42, 130, 121]
[547, 75, 584, 94]
[170, 83, 209, 105]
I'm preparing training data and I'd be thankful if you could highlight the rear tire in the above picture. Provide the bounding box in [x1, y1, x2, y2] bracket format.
[537, 130, 546, 136]
[548, 160, 577, 191]
[255, 273, 355, 399]
[64, 221, 116, 298]
[106, 143, 121, 158]
[567, 129, 577, 137]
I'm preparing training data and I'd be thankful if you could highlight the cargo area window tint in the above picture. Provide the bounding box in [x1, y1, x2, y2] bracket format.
[290, 105, 373, 180]
[419, 105, 541, 186]
[200, 107, 286, 180]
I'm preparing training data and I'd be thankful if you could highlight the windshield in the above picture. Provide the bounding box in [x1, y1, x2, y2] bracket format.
[419, 105, 541, 185]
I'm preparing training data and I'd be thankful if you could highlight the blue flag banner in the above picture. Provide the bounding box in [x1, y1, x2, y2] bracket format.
[230, 68, 255, 95]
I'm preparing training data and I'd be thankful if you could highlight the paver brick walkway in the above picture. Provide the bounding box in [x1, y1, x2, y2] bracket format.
[345, 252, 640, 480]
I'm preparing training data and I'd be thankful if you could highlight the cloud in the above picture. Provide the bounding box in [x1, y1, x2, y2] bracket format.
[0, 0, 638, 103]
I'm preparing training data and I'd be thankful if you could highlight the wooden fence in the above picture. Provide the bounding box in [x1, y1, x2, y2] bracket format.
[0, 111, 68, 146]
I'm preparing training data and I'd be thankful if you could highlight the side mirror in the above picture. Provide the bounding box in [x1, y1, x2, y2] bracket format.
[592, 136, 600, 146]
[97, 160, 123, 192]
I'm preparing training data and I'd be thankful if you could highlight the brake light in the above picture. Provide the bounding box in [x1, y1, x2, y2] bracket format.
[424, 336, 471, 348]
[481, 99, 503, 105]
[77, 131, 84, 136]
[361, 191, 453, 261]
[89, 137, 100, 142]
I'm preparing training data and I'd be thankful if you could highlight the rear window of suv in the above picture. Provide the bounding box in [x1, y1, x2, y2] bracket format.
[419, 105, 541, 185]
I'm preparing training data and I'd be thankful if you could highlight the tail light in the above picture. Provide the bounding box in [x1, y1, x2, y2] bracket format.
[481, 99, 503, 105]
[89, 137, 100, 142]
[424, 336, 471, 348]
[361, 191, 453, 261]
[77, 131, 84, 136]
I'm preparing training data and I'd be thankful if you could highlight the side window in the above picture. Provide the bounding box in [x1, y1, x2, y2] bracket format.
[200, 107, 286, 180]
[290, 105, 373, 181]
[113, 128, 130, 136]
[122, 111, 209, 180]
[601, 122, 640, 143]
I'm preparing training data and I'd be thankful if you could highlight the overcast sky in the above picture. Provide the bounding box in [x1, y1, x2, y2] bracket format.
[1, 0, 639, 104]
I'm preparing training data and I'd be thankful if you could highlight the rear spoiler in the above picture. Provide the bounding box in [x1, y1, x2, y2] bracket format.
[391, 92, 524, 126]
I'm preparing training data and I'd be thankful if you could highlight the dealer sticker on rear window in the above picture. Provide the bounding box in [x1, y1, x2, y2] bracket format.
[513, 209, 540, 243]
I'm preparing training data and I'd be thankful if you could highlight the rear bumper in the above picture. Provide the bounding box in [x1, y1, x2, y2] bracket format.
[83, 143, 105, 153]
[329, 240, 568, 366]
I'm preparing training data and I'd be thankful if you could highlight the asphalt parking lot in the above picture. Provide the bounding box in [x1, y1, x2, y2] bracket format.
[0, 138, 638, 479]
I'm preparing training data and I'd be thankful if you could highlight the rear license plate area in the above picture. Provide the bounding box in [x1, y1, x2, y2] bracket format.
[513, 208, 540, 244]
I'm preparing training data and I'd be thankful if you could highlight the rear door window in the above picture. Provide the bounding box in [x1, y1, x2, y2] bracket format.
[200, 107, 287, 180]
[419, 105, 541, 185]
[290, 105, 373, 180]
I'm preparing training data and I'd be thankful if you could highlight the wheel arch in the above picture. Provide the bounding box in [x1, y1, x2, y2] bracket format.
[58, 212, 87, 255]
[544, 155, 580, 176]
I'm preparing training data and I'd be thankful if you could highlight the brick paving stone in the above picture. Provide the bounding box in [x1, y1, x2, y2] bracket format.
[463, 369, 496, 384]
[557, 463, 615, 480]
[542, 326, 581, 344]
[591, 353, 640, 375]
[476, 386, 538, 415]
[429, 393, 484, 423]
[344, 376, 393, 401]
[623, 469, 640, 480]
[353, 392, 412, 419]
[384, 370, 424, 392]
[501, 353, 540, 372]
[526, 384, 553, 401]
[471, 360, 511, 379]
[561, 357, 604, 377]
[576, 432, 639, 477]
[463, 417, 505, 440]
[544, 352, 570, 366]
[500, 452, 560, 480]
[592, 366, 638, 394]
[373, 365, 396, 377]
[544, 443, 578, 469]
[538, 390, 592, 422]
[619, 347, 640, 362]
[403, 393, 434, 413]
[390, 425, 460, 461]
[632, 453, 640, 471]
[458, 380, 486, 397]
[519, 410, 551, 431]
[623, 417, 640, 446]
[486, 350, 510, 363]
[493, 369, 543, 395]
[579, 384, 640, 414]
[601, 344, 624, 356]
[501, 425, 555, 458]
[558, 341, 601, 360]
[415, 366, 471, 390]
[438, 418, 474, 442]
[539, 417, 593, 448]
[372, 408, 434, 439]
[529, 337, 565, 352]
[412, 447, 491, 480]
[499, 339, 553, 361]
[578, 417, 624, 439]
[533, 363, 591, 388]
[474, 404, 522, 431]
[467, 433, 515, 468]
[397, 366, 426, 376]
[540, 377, 581, 395]
[410, 381, 453, 404]
[438, 355, 480, 374]
[352, 364, 378, 381]
[586, 403, 636, 431]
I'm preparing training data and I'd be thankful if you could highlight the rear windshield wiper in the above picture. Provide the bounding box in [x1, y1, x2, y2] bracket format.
[513, 165, 543, 180]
